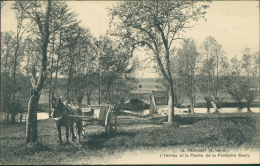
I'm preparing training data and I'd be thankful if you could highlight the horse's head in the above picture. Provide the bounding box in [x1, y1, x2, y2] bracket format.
[51, 96, 63, 119]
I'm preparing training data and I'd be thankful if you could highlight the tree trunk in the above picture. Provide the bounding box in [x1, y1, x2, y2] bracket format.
[24, 0, 51, 143]
[11, 21, 20, 123]
[52, 17, 62, 97]
[168, 87, 174, 124]
[6, 101, 10, 122]
[238, 101, 243, 109]
[49, 22, 55, 116]
[26, 91, 40, 143]
[49, 59, 53, 116]
[11, 110, 16, 123]
[206, 99, 211, 113]
[111, 84, 113, 103]
[7, 112, 10, 122]
[87, 95, 91, 105]
[247, 101, 252, 112]
[190, 96, 195, 114]
[99, 73, 101, 105]
[20, 113, 23, 123]
[48, 84, 52, 116]
[3, 42, 11, 123]
[67, 65, 72, 103]
[11, 69, 17, 123]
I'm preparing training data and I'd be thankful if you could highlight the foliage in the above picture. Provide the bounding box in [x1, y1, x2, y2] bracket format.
[96, 35, 137, 103]
[23, 37, 42, 75]
[109, 0, 210, 81]
[109, 0, 211, 122]
[223, 55, 244, 108]
[197, 36, 228, 110]
[223, 49, 259, 111]
[240, 48, 259, 110]
[1, 30, 28, 122]
[174, 38, 199, 111]
[12, 0, 52, 142]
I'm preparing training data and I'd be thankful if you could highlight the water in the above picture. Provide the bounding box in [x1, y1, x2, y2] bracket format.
[15, 107, 260, 122]
[141, 107, 260, 116]
[14, 112, 50, 122]
[37, 112, 49, 120]
[193, 107, 260, 114]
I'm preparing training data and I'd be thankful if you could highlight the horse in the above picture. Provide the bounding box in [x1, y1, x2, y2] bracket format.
[51, 96, 83, 145]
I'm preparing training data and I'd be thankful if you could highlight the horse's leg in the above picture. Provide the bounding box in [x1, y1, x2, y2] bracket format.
[70, 124, 76, 141]
[77, 121, 82, 144]
[70, 119, 77, 141]
[76, 121, 81, 142]
[57, 124, 62, 145]
[66, 126, 70, 144]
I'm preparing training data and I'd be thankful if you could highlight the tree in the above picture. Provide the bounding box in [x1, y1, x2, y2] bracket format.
[156, 74, 185, 108]
[14, 1, 52, 143]
[240, 48, 259, 112]
[1, 31, 15, 122]
[63, 27, 81, 103]
[70, 27, 94, 106]
[10, 3, 28, 122]
[23, 37, 43, 78]
[93, 35, 137, 104]
[109, 1, 210, 123]
[73, 72, 97, 105]
[175, 38, 199, 113]
[112, 77, 138, 105]
[223, 55, 244, 109]
[198, 36, 227, 113]
[44, 1, 80, 107]
[1, 30, 28, 122]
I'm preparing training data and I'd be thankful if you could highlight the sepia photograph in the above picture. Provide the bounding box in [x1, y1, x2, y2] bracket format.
[1, 0, 259, 164]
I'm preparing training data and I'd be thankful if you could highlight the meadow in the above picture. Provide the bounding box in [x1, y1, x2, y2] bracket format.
[1, 112, 259, 164]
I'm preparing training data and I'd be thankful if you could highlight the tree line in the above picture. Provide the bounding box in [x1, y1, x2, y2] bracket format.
[161, 37, 259, 113]
[108, 1, 259, 124]
[1, 1, 137, 142]
[1, 1, 137, 119]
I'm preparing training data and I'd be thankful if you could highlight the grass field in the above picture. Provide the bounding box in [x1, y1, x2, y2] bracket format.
[1, 112, 260, 164]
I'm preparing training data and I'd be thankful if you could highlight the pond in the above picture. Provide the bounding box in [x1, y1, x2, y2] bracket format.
[15, 107, 260, 122]
[37, 112, 50, 120]
[142, 107, 260, 116]
[13, 112, 50, 122]
[193, 107, 259, 113]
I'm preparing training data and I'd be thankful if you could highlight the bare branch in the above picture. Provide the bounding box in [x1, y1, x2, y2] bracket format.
[17, 1, 38, 23]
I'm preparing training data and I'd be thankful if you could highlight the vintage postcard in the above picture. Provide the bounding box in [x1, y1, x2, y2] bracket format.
[1, 0, 259, 164]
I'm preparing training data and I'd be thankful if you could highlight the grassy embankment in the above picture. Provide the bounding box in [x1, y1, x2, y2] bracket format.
[1, 112, 260, 164]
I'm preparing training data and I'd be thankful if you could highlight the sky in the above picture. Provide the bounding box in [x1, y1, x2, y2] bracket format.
[1, 1, 259, 78]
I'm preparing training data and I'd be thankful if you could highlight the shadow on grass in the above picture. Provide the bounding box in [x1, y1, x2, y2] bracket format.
[81, 132, 108, 150]
[175, 114, 258, 126]
[177, 117, 210, 125]
[82, 131, 137, 150]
